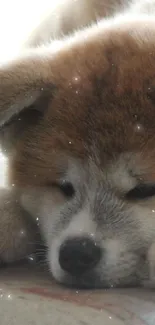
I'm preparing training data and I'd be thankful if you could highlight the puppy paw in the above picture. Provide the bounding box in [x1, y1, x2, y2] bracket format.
[143, 243, 155, 289]
[0, 188, 40, 264]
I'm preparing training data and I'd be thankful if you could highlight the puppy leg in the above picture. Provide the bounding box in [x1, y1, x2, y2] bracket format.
[0, 188, 39, 263]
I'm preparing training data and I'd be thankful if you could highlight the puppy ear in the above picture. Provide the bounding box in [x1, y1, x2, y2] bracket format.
[0, 51, 52, 126]
[0, 50, 54, 153]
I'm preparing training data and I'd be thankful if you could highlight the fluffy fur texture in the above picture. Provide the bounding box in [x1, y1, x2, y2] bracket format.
[0, 0, 155, 288]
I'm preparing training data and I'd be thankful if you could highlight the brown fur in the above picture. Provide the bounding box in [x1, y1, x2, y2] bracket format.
[8, 22, 155, 186]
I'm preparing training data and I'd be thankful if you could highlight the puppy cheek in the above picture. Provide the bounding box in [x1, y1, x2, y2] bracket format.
[103, 239, 127, 265]
[47, 238, 65, 282]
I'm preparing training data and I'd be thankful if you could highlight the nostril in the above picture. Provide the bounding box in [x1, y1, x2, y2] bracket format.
[59, 237, 102, 276]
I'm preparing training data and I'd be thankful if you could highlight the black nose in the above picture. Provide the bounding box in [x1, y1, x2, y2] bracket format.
[59, 237, 101, 276]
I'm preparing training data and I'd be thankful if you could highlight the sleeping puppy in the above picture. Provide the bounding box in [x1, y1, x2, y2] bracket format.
[1, 0, 155, 288]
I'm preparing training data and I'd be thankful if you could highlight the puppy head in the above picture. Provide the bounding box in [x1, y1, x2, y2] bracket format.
[2, 16, 155, 288]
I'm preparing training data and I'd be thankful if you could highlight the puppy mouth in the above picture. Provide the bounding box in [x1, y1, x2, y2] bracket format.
[53, 252, 145, 289]
[58, 273, 104, 289]
[55, 271, 141, 289]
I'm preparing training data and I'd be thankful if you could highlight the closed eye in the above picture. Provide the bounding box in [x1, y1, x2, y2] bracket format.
[47, 181, 75, 198]
[126, 183, 155, 200]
